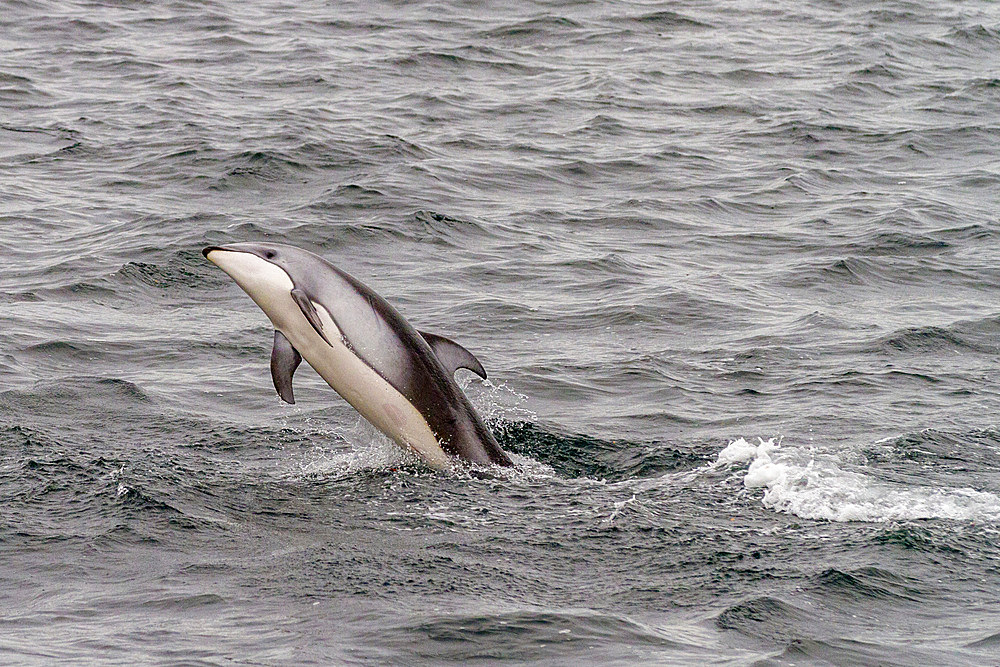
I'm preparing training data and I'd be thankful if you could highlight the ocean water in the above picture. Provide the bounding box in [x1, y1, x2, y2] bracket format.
[3, 0, 1000, 663]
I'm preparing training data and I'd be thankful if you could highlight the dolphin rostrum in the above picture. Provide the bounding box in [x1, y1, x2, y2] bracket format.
[203, 242, 513, 469]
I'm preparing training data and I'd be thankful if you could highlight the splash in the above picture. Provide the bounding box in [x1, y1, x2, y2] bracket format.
[278, 377, 553, 482]
[460, 376, 536, 427]
[716, 437, 1000, 522]
[111, 463, 130, 498]
[284, 417, 418, 479]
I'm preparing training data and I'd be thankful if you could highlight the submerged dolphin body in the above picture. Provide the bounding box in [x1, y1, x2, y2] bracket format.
[203, 242, 513, 469]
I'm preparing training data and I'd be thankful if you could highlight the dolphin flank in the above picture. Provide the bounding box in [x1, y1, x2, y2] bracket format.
[202, 242, 514, 469]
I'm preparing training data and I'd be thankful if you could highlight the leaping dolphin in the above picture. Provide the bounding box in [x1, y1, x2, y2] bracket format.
[203, 242, 514, 469]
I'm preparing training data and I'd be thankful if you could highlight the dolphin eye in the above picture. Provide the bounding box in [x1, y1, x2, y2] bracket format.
[264, 250, 276, 259]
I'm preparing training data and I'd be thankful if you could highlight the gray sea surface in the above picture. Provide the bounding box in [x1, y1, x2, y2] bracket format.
[3, 0, 1000, 664]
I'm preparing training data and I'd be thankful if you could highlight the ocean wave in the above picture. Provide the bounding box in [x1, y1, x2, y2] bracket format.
[495, 420, 700, 481]
[378, 607, 706, 663]
[478, 15, 585, 39]
[806, 567, 923, 603]
[867, 317, 1000, 355]
[209, 150, 313, 190]
[625, 10, 711, 29]
[0, 125, 76, 158]
[715, 596, 810, 644]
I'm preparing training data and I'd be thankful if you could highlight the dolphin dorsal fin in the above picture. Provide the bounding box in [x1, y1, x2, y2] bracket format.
[419, 331, 487, 380]
[271, 330, 301, 404]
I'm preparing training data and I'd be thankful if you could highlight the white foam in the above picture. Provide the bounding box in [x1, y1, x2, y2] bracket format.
[716, 437, 1000, 523]
[600, 494, 639, 528]
[715, 437, 760, 465]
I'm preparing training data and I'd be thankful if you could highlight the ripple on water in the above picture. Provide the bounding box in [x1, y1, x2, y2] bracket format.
[366, 608, 713, 663]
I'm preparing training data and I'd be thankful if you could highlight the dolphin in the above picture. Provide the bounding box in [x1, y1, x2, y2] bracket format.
[202, 242, 513, 470]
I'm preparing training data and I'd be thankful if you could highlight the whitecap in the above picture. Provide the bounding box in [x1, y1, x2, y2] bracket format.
[717, 437, 1000, 523]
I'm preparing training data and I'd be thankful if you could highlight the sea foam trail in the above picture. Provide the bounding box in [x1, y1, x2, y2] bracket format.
[717, 438, 1000, 523]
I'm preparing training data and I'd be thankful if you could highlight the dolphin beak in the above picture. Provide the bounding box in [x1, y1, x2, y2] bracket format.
[203, 245, 242, 264]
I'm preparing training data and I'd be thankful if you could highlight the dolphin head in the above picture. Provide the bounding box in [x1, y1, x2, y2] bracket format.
[203, 243, 297, 317]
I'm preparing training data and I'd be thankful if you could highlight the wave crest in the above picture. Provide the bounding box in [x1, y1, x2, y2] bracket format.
[716, 437, 1000, 522]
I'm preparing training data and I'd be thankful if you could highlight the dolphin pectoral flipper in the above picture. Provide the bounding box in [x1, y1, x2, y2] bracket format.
[290, 288, 332, 345]
[270, 330, 302, 404]
[419, 331, 487, 380]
